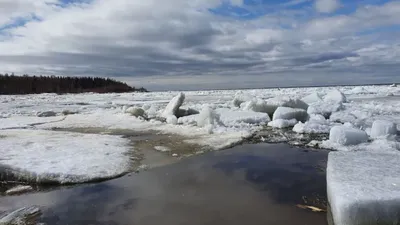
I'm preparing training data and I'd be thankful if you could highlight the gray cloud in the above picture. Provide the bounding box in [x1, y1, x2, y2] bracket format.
[0, 0, 399, 90]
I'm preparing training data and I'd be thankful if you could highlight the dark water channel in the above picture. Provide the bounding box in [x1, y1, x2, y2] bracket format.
[0, 143, 328, 225]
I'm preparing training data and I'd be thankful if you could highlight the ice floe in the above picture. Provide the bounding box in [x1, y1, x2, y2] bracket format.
[0, 129, 131, 183]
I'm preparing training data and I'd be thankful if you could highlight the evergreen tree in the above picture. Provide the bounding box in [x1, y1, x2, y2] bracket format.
[0, 74, 148, 95]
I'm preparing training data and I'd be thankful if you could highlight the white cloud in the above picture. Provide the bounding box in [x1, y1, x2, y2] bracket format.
[315, 0, 340, 13]
[0, 0, 57, 26]
[0, 0, 399, 90]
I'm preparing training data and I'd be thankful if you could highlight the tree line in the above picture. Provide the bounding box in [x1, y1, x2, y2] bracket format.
[0, 73, 148, 94]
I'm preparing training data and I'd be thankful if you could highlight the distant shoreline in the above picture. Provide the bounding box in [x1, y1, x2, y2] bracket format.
[151, 82, 398, 92]
[0, 74, 148, 95]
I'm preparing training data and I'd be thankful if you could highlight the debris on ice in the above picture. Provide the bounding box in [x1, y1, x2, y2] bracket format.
[5, 185, 33, 195]
[154, 146, 171, 152]
[37, 111, 57, 117]
[176, 107, 199, 117]
[0, 206, 41, 224]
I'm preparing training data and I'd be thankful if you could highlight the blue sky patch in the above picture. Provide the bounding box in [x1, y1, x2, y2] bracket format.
[209, 0, 393, 19]
[0, 14, 41, 34]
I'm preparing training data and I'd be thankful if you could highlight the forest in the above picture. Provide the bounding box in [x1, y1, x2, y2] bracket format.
[0, 73, 147, 94]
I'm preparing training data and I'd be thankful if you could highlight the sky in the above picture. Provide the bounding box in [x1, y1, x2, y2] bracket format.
[0, 0, 399, 91]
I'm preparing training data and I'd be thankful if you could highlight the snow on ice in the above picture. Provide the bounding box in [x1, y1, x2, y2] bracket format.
[370, 120, 398, 139]
[232, 92, 253, 107]
[161, 92, 185, 118]
[197, 107, 221, 128]
[301, 92, 323, 104]
[125, 107, 146, 118]
[0, 129, 131, 183]
[1, 84, 399, 153]
[293, 114, 333, 134]
[216, 108, 271, 127]
[328, 151, 400, 225]
[177, 114, 198, 125]
[268, 119, 298, 129]
[307, 101, 343, 118]
[0, 116, 65, 130]
[272, 107, 308, 122]
[241, 98, 274, 114]
[327, 125, 369, 146]
[2, 85, 400, 224]
[267, 96, 309, 110]
[324, 89, 347, 103]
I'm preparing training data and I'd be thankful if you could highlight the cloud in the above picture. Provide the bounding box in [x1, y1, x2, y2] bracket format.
[0, 0, 399, 90]
[315, 0, 340, 13]
[230, 0, 244, 6]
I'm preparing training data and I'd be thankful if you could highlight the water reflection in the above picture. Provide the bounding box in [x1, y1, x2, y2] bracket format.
[213, 144, 327, 205]
[0, 143, 328, 225]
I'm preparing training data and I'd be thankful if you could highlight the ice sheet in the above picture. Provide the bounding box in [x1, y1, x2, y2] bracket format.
[307, 101, 343, 118]
[293, 114, 334, 134]
[324, 89, 347, 103]
[301, 92, 323, 104]
[272, 107, 308, 122]
[0, 129, 131, 183]
[161, 92, 185, 118]
[0, 116, 65, 129]
[216, 108, 271, 126]
[370, 120, 397, 138]
[328, 151, 400, 225]
[328, 125, 369, 146]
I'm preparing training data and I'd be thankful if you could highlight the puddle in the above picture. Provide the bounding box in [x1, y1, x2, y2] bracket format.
[0, 143, 328, 225]
[52, 127, 212, 170]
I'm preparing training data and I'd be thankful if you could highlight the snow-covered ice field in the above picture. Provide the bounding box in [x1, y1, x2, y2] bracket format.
[0, 85, 399, 179]
[1, 84, 400, 223]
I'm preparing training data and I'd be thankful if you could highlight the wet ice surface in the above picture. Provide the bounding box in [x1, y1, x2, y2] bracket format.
[0, 143, 328, 225]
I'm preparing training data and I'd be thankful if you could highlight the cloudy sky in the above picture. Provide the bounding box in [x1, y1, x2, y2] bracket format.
[0, 0, 399, 90]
